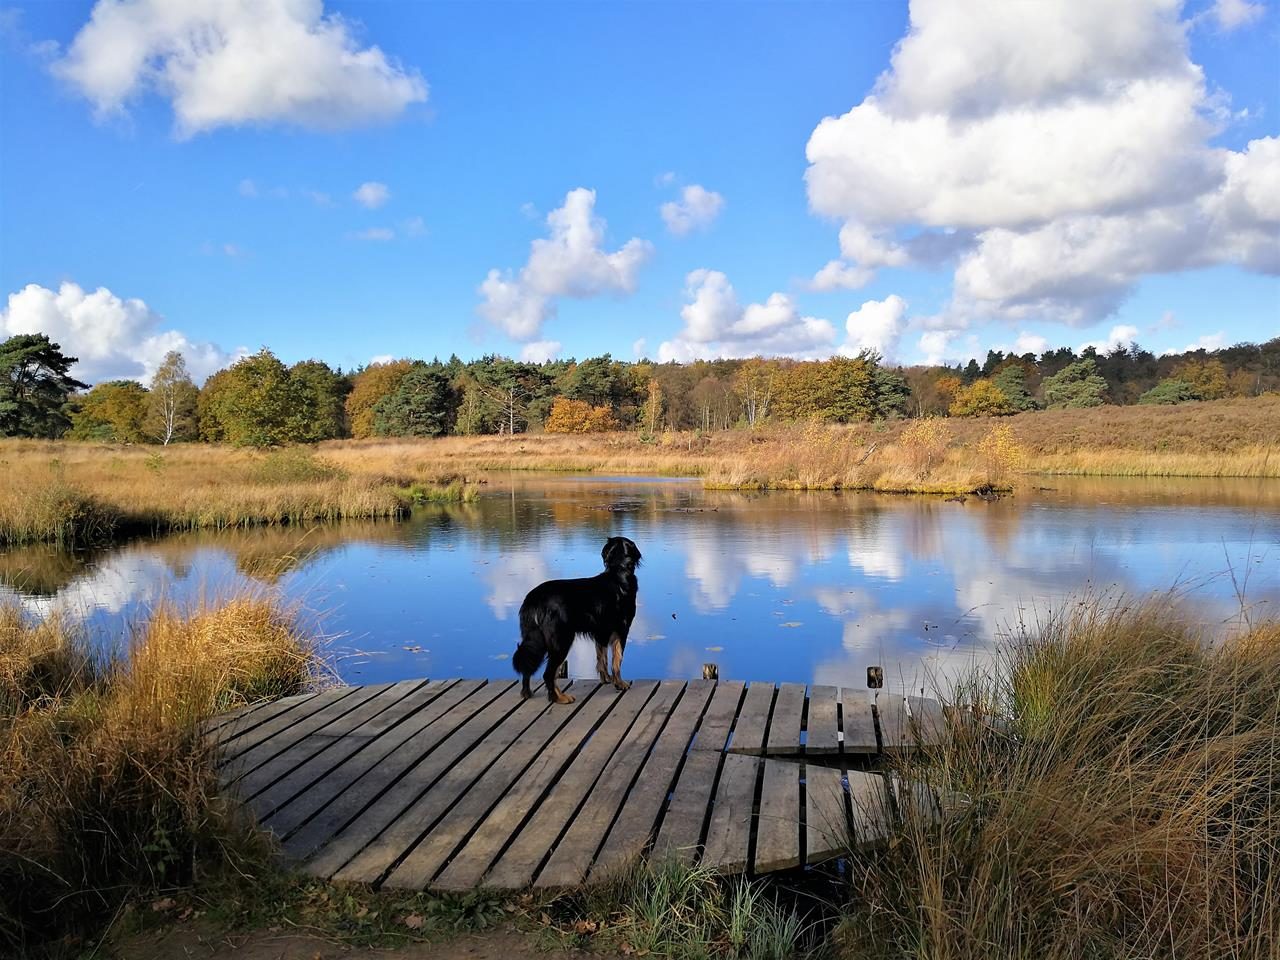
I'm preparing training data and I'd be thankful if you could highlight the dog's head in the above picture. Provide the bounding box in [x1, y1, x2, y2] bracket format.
[601, 536, 642, 572]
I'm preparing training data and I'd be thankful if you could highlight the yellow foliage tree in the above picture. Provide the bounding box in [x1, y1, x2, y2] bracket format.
[898, 417, 951, 480]
[949, 378, 1015, 417]
[977, 422, 1026, 484]
[1174, 358, 1229, 400]
[345, 360, 414, 439]
[544, 397, 619, 433]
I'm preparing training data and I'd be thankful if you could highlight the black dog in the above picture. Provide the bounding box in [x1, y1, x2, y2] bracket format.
[512, 536, 641, 703]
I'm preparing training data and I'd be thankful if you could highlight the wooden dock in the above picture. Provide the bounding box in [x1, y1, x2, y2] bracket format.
[208, 678, 944, 891]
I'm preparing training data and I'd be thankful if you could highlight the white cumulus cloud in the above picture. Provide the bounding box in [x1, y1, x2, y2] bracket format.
[1211, 0, 1264, 30]
[353, 181, 390, 209]
[53, 0, 427, 137]
[519, 340, 561, 363]
[660, 184, 725, 235]
[1, 281, 240, 384]
[804, 0, 1280, 333]
[658, 270, 838, 362]
[478, 188, 653, 342]
[840, 295, 908, 359]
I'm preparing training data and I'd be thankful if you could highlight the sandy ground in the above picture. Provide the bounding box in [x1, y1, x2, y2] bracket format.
[107, 925, 597, 960]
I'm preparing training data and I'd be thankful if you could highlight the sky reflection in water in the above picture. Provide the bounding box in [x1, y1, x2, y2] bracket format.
[2, 476, 1278, 694]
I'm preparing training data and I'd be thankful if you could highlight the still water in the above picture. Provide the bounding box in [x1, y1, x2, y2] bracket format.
[2, 476, 1278, 692]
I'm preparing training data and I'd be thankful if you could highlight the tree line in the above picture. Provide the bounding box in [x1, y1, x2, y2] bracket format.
[1, 330, 1276, 445]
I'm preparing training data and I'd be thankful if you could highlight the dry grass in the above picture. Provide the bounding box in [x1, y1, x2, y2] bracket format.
[841, 600, 1280, 960]
[0, 597, 319, 955]
[2, 396, 1275, 544]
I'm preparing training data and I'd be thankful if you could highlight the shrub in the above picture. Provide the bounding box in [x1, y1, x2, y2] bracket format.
[898, 417, 951, 480]
[950, 378, 1015, 417]
[545, 398, 620, 433]
[976, 422, 1026, 484]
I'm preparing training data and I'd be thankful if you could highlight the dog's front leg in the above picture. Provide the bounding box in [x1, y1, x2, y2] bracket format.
[609, 637, 630, 692]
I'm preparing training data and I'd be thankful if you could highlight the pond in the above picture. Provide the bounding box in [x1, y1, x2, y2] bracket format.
[2, 475, 1278, 693]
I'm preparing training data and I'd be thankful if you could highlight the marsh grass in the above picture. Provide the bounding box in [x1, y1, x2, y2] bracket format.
[543, 858, 818, 959]
[0, 597, 320, 956]
[841, 599, 1280, 960]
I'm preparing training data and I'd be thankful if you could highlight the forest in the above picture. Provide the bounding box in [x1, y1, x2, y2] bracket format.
[1, 331, 1277, 445]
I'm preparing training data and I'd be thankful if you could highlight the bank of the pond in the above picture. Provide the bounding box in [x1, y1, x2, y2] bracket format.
[3, 397, 1276, 545]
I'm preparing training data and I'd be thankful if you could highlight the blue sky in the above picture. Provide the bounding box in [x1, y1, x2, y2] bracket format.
[1, 0, 1277, 384]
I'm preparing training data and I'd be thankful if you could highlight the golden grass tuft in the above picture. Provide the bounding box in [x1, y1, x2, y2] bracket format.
[841, 599, 1280, 960]
[0, 597, 318, 954]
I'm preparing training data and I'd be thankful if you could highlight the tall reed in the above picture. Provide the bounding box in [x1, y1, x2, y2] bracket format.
[840, 600, 1280, 960]
[0, 597, 319, 955]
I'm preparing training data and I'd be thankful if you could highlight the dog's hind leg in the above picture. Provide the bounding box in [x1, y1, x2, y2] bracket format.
[594, 642, 612, 685]
[609, 636, 630, 692]
[544, 647, 575, 704]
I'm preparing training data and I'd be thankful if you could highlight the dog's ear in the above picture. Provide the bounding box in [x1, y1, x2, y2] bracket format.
[601, 537, 624, 568]
[626, 539, 642, 568]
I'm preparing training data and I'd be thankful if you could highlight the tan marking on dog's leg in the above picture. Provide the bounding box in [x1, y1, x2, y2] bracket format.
[610, 638, 630, 692]
[595, 645, 611, 684]
[552, 682, 575, 704]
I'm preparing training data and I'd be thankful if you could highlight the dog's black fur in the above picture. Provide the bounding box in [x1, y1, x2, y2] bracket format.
[512, 536, 641, 703]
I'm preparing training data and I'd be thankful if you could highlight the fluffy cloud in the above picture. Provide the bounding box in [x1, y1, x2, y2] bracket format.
[519, 340, 561, 363]
[1013, 332, 1049, 356]
[1, 281, 239, 384]
[809, 259, 873, 292]
[804, 0, 1279, 332]
[478, 188, 653, 341]
[53, 0, 427, 137]
[1079, 324, 1141, 353]
[840, 295, 908, 358]
[658, 270, 838, 362]
[660, 184, 725, 235]
[353, 181, 390, 209]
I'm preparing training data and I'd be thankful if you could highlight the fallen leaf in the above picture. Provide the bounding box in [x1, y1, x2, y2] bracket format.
[403, 914, 425, 930]
[573, 919, 598, 935]
[150, 898, 176, 913]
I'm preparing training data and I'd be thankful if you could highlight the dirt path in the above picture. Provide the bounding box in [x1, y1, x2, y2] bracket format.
[109, 925, 597, 960]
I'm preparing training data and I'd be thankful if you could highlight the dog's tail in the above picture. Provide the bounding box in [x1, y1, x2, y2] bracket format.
[513, 602, 549, 677]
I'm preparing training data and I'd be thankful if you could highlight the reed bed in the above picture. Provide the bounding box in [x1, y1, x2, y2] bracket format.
[1, 396, 1275, 544]
[841, 600, 1280, 960]
[0, 597, 320, 955]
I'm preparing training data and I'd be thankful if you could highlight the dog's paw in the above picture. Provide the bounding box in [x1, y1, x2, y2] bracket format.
[553, 691, 576, 705]
[612, 677, 631, 692]
[597, 671, 613, 685]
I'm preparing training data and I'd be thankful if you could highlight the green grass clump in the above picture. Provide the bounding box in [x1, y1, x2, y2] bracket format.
[544, 858, 814, 959]
[396, 480, 480, 504]
[248, 448, 347, 484]
[839, 598, 1280, 960]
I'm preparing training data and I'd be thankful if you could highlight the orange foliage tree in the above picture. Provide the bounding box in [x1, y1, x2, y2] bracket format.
[544, 397, 619, 433]
[345, 360, 414, 439]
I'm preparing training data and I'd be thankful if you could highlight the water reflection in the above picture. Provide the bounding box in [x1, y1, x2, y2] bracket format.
[1, 475, 1277, 692]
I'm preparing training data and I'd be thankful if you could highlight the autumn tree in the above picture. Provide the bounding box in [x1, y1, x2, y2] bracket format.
[68, 380, 149, 442]
[0, 333, 88, 437]
[544, 397, 619, 433]
[345, 360, 414, 439]
[734, 358, 775, 426]
[145, 350, 198, 444]
[198, 349, 303, 446]
[641, 378, 664, 436]
[949, 378, 1015, 417]
[1173, 358, 1229, 400]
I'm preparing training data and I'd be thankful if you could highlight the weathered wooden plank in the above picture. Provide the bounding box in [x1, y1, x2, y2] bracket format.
[484, 682, 659, 890]
[876, 695, 910, 752]
[260, 680, 482, 839]
[209, 690, 318, 747]
[380, 683, 586, 890]
[217, 687, 358, 762]
[753, 758, 800, 872]
[589, 679, 715, 880]
[652, 682, 745, 862]
[537, 680, 686, 888]
[690, 681, 745, 752]
[727, 682, 774, 755]
[888, 773, 941, 825]
[221, 683, 396, 784]
[908, 696, 947, 748]
[764, 683, 806, 756]
[804, 685, 840, 755]
[237, 680, 441, 809]
[700, 753, 760, 874]
[334, 684, 578, 884]
[839, 688, 879, 754]
[805, 763, 849, 864]
[847, 771, 893, 851]
[301, 682, 527, 878]
[202, 699, 270, 736]
[431, 684, 623, 891]
[276, 680, 502, 860]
